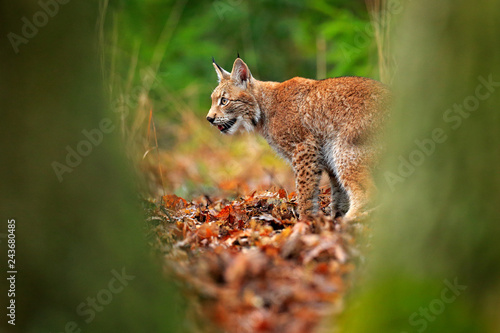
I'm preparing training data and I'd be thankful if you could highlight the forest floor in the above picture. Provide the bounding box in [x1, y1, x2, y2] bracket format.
[140, 112, 367, 333]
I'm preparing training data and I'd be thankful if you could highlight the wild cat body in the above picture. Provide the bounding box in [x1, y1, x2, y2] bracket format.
[207, 58, 390, 222]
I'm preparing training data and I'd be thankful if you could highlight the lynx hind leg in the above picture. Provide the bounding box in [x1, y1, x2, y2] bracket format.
[292, 142, 322, 219]
[327, 171, 349, 218]
[333, 145, 376, 223]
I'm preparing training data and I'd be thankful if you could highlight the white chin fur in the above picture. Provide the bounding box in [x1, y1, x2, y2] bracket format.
[241, 118, 255, 132]
[224, 117, 255, 135]
[225, 117, 241, 135]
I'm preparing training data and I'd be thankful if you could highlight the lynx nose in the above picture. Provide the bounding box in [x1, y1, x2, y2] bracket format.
[206, 116, 215, 123]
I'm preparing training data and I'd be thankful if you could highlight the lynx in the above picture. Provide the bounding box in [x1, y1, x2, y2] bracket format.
[207, 57, 390, 222]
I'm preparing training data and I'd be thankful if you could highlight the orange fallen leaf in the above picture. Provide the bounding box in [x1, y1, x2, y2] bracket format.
[163, 194, 187, 210]
[216, 205, 234, 220]
[196, 222, 219, 240]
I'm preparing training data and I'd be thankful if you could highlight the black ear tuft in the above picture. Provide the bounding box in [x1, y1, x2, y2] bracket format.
[212, 57, 224, 72]
[237, 52, 240, 59]
[213, 57, 230, 81]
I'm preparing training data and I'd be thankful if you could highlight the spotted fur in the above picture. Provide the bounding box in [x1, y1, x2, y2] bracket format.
[207, 57, 390, 222]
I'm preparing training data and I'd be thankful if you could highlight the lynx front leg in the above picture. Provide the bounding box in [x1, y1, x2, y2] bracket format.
[292, 142, 322, 219]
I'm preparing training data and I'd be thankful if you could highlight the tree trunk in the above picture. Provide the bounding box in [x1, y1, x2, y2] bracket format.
[0, 2, 184, 332]
[338, 0, 500, 332]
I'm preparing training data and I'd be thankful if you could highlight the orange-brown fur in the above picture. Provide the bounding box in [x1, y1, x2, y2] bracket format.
[207, 57, 390, 222]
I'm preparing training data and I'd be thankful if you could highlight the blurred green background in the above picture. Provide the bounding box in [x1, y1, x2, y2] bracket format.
[107, 0, 375, 116]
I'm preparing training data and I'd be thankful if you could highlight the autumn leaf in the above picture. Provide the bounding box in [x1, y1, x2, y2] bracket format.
[162, 194, 187, 210]
[196, 222, 219, 240]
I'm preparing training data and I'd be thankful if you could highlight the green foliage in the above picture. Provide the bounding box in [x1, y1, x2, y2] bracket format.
[105, 0, 375, 119]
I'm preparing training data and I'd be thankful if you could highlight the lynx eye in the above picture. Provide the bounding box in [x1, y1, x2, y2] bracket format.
[220, 97, 229, 105]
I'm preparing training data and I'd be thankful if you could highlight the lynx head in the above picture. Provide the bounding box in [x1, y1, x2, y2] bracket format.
[207, 57, 260, 134]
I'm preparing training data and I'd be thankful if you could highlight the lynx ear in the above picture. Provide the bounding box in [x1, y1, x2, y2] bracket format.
[212, 57, 230, 82]
[230, 58, 252, 89]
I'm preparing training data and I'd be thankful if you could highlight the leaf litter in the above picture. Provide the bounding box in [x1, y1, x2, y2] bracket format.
[145, 186, 367, 333]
